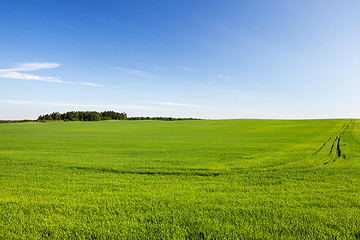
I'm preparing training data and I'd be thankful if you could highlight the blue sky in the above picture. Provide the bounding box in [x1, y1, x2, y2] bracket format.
[1, 0, 360, 119]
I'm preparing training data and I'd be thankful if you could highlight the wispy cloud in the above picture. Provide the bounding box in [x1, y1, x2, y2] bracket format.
[0, 62, 62, 72]
[217, 74, 230, 79]
[152, 66, 167, 71]
[132, 100, 201, 108]
[153, 101, 201, 108]
[206, 88, 259, 101]
[114, 67, 151, 77]
[175, 66, 200, 71]
[0, 99, 146, 110]
[0, 71, 63, 83]
[184, 67, 199, 71]
[55, 23, 78, 29]
[80, 82, 103, 87]
[57, 81, 103, 87]
[239, 96, 252, 100]
[0, 62, 62, 82]
[0, 62, 102, 87]
[237, 95, 258, 101]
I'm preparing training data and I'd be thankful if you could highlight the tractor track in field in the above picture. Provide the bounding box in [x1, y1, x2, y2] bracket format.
[349, 121, 360, 146]
[312, 120, 353, 164]
[350, 132, 360, 146]
[328, 123, 348, 158]
[328, 136, 341, 157]
[69, 166, 221, 177]
[312, 136, 332, 156]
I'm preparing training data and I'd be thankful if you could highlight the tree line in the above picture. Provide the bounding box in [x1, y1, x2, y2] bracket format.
[37, 111, 127, 121]
[0, 120, 36, 123]
[37, 111, 202, 122]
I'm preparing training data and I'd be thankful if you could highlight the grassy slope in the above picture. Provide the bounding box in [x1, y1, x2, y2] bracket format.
[0, 119, 359, 239]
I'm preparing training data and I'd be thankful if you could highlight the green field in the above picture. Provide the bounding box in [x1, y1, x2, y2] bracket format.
[1, 119, 360, 239]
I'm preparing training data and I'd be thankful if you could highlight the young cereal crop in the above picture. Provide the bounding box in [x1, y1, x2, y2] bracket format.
[0, 119, 359, 239]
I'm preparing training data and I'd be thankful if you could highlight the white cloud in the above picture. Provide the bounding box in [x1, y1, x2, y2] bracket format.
[184, 67, 199, 71]
[0, 62, 62, 72]
[217, 74, 230, 79]
[0, 62, 62, 83]
[0, 99, 146, 110]
[55, 23, 78, 29]
[239, 96, 251, 100]
[205, 87, 259, 102]
[131, 100, 201, 108]
[80, 82, 103, 87]
[16, 62, 61, 71]
[114, 67, 151, 77]
[0, 71, 63, 83]
[176, 66, 199, 71]
[153, 101, 201, 108]
[152, 66, 167, 71]
[0, 62, 102, 87]
[237, 96, 260, 101]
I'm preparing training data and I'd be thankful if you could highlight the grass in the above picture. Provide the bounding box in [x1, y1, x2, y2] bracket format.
[0, 119, 360, 239]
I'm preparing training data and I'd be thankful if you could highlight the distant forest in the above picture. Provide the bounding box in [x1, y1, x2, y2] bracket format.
[36, 111, 201, 122]
[38, 111, 127, 121]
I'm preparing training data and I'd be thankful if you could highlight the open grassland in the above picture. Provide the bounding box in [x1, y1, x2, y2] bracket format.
[1, 119, 360, 239]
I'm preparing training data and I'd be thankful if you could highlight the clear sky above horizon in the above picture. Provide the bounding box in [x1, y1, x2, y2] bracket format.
[1, 0, 360, 120]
